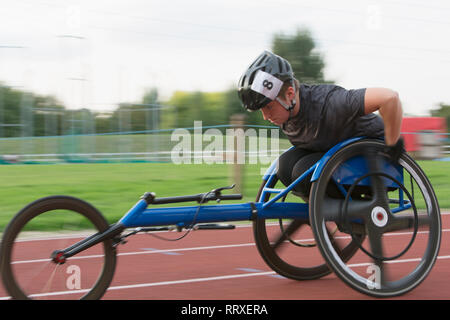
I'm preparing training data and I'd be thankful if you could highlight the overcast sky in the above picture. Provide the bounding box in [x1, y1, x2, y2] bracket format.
[1, 0, 449, 116]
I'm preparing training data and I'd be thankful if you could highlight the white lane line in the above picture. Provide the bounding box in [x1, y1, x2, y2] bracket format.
[140, 247, 182, 255]
[2, 254, 450, 300]
[9, 228, 450, 265]
[10, 243, 257, 265]
[0, 271, 276, 299]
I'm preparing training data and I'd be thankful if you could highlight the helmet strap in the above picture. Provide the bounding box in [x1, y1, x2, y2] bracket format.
[287, 99, 296, 121]
[275, 97, 295, 112]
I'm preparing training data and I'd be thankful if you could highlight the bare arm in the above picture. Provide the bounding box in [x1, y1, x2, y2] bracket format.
[364, 88, 403, 146]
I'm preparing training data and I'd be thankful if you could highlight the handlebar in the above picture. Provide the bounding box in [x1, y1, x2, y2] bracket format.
[143, 187, 242, 205]
[216, 194, 243, 201]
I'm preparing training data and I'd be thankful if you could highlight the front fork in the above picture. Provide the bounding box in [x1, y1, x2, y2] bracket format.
[51, 223, 125, 264]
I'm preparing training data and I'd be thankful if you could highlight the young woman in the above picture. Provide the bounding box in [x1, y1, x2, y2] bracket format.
[237, 50, 404, 200]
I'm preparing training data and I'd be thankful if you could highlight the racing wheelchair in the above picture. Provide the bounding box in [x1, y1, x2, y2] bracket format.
[0, 137, 441, 299]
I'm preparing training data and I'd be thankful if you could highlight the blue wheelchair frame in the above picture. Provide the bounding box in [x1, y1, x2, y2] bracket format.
[59, 137, 412, 260]
[118, 136, 410, 229]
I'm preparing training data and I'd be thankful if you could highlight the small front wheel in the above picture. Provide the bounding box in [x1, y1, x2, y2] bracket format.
[0, 196, 117, 300]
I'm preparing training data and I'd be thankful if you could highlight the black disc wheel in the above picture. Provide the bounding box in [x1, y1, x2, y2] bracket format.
[253, 174, 362, 280]
[0, 196, 117, 300]
[309, 139, 441, 297]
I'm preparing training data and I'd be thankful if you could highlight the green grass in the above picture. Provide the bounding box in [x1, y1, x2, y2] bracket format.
[0, 160, 448, 231]
[0, 162, 264, 231]
[414, 161, 450, 208]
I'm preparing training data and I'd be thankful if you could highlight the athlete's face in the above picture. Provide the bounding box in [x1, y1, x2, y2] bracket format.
[260, 100, 290, 126]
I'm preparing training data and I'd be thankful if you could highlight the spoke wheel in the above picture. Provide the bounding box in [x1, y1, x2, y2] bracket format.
[0, 196, 117, 300]
[309, 139, 441, 297]
[253, 175, 362, 280]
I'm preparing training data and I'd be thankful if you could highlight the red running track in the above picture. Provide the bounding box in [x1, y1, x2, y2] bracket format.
[1, 213, 449, 300]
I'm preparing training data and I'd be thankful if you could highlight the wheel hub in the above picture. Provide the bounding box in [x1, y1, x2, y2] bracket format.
[371, 206, 388, 227]
[51, 250, 67, 265]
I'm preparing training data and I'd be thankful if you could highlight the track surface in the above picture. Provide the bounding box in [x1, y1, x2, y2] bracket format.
[1, 213, 449, 300]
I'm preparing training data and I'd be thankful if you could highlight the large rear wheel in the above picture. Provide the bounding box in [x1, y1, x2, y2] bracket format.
[309, 139, 441, 297]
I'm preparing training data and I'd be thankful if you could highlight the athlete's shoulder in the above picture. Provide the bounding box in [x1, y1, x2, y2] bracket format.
[300, 83, 343, 104]
[303, 83, 344, 94]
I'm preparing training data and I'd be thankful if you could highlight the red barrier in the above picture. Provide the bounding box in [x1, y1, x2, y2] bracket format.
[401, 117, 447, 152]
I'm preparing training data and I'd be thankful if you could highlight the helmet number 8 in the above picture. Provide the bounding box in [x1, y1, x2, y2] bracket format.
[263, 80, 273, 90]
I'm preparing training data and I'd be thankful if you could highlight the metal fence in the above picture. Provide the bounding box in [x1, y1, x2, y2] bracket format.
[0, 127, 448, 165]
[0, 124, 287, 164]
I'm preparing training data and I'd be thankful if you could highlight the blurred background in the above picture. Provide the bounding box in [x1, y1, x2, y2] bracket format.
[0, 0, 449, 224]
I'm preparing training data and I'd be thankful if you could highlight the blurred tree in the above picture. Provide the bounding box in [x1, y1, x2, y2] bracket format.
[163, 91, 197, 129]
[94, 111, 114, 134]
[143, 87, 159, 105]
[223, 86, 242, 118]
[33, 96, 65, 137]
[431, 103, 450, 132]
[109, 103, 141, 133]
[201, 91, 227, 126]
[62, 108, 95, 135]
[163, 90, 227, 129]
[142, 87, 160, 131]
[0, 84, 65, 137]
[105, 87, 162, 133]
[0, 85, 24, 137]
[272, 28, 332, 84]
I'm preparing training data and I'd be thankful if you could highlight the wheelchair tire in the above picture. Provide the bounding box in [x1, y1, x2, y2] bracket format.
[309, 139, 441, 297]
[0, 196, 117, 300]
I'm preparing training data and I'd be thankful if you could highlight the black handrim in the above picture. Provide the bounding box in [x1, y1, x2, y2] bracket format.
[309, 139, 441, 297]
[342, 171, 418, 261]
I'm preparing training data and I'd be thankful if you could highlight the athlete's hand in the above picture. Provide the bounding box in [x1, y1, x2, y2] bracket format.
[384, 137, 405, 163]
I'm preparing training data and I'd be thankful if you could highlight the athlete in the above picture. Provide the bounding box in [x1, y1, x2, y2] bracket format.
[237, 50, 404, 201]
